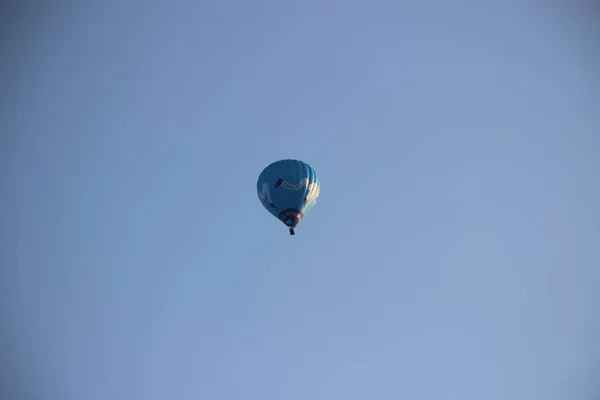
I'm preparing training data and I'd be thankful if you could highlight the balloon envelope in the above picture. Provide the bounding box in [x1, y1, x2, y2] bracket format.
[256, 159, 320, 235]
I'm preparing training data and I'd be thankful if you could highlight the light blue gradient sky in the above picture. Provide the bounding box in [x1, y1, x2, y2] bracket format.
[1, 1, 599, 399]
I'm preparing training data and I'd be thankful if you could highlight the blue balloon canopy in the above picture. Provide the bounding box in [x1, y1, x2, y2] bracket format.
[256, 159, 320, 235]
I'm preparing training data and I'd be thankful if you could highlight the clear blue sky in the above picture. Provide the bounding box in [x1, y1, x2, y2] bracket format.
[1, 1, 599, 399]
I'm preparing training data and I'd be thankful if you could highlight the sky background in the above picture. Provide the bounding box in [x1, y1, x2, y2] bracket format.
[1, 1, 599, 399]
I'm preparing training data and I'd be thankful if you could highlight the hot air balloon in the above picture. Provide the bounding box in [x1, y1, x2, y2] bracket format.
[256, 159, 320, 235]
